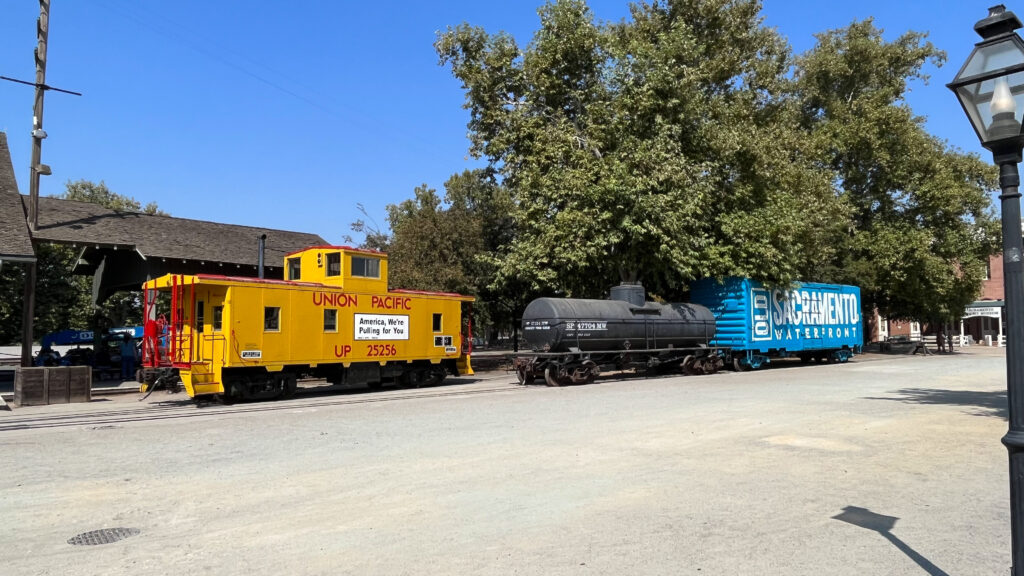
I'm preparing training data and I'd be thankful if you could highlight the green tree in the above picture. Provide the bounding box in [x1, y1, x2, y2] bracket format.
[385, 182, 483, 294]
[62, 179, 167, 215]
[0, 244, 88, 344]
[436, 0, 846, 299]
[792, 20, 999, 323]
[351, 170, 527, 345]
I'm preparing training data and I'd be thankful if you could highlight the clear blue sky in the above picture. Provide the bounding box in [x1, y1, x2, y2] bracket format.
[0, 0, 1005, 244]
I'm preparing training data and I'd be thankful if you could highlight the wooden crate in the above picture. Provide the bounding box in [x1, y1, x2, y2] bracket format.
[47, 368, 70, 404]
[14, 367, 47, 406]
[14, 366, 93, 406]
[68, 366, 92, 403]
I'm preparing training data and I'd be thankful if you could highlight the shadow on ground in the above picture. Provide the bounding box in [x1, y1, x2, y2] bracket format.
[866, 388, 1007, 419]
[833, 506, 950, 576]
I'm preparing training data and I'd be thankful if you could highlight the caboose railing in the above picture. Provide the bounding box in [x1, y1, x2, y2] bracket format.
[141, 286, 170, 368]
[170, 275, 196, 367]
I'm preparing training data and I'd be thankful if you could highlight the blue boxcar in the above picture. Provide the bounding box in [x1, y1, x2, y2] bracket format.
[690, 277, 863, 369]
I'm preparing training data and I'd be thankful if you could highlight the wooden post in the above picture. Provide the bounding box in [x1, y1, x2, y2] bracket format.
[20, 262, 36, 367]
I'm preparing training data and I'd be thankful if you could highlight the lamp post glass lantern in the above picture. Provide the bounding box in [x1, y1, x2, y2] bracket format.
[949, 5, 1024, 574]
[950, 5, 1024, 159]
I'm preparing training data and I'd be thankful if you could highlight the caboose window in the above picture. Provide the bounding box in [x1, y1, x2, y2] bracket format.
[324, 309, 337, 332]
[264, 307, 280, 331]
[351, 256, 380, 278]
[432, 313, 442, 332]
[212, 306, 223, 331]
[196, 301, 205, 333]
[326, 252, 341, 277]
[287, 257, 301, 280]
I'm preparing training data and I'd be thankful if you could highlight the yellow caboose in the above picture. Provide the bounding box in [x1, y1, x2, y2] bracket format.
[140, 246, 474, 401]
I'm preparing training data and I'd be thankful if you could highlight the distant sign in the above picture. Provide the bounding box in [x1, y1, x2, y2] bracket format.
[963, 306, 1002, 318]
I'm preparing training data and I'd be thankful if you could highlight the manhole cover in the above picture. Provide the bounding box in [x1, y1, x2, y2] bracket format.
[67, 528, 140, 546]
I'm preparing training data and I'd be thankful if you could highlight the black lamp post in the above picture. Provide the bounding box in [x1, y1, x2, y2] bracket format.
[949, 5, 1024, 573]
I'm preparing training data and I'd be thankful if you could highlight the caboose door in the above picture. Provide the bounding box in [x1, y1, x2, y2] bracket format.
[193, 289, 227, 366]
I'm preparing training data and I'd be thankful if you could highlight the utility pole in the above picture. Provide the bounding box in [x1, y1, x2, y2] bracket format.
[28, 0, 49, 232]
[20, 0, 48, 368]
[4, 2, 80, 367]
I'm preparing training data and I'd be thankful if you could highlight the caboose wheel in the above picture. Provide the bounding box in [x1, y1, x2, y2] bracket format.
[544, 365, 562, 387]
[408, 370, 424, 388]
[280, 374, 297, 399]
[423, 367, 446, 387]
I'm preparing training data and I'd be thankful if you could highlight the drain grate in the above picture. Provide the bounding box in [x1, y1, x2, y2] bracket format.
[67, 528, 140, 546]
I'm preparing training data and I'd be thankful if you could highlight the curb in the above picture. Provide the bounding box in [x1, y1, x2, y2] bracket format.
[0, 386, 140, 406]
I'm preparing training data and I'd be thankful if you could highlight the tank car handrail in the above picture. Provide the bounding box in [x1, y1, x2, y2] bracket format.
[511, 345, 721, 358]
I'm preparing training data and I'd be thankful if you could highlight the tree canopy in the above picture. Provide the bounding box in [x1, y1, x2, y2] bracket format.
[62, 179, 167, 215]
[352, 170, 527, 344]
[436, 0, 849, 299]
[428, 0, 998, 324]
[792, 20, 999, 322]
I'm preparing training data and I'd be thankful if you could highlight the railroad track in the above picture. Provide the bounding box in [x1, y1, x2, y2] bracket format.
[0, 377, 524, 432]
[0, 357, 877, 432]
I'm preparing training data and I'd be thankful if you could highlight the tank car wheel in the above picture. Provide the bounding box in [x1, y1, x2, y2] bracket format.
[583, 360, 599, 384]
[680, 355, 696, 375]
[705, 356, 723, 375]
[733, 358, 751, 372]
[544, 365, 563, 387]
[516, 366, 535, 385]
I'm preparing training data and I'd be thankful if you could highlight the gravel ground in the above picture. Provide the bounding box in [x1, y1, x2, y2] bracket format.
[0, 349, 1012, 575]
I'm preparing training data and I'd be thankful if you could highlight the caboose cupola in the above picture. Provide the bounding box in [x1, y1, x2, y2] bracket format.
[283, 245, 388, 292]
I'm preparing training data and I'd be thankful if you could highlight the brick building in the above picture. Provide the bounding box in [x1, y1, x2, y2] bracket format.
[865, 253, 1006, 345]
[960, 254, 1005, 345]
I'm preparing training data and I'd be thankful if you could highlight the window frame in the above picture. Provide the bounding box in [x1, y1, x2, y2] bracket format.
[432, 313, 442, 333]
[326, 252, 341, 277]
[323, 308, 338, 333]
[196, 301, 205, 333]
[287, 257, 302, 281]
[351, 255, 380, 279]
[264, 306, 281, 332]
[212, 306, 223, 332]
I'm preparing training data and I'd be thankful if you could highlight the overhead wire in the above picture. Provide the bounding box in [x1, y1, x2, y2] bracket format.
[87, 0, 343, 118]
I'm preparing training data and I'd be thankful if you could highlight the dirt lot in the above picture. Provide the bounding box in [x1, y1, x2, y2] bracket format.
[0, 349, 1012, 575]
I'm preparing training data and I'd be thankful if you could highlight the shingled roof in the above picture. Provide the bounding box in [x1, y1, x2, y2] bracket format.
[0, 132, 34, 261]
[27, 195, 325, 268]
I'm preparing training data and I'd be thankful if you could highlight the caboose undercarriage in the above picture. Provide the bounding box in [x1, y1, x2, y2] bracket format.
[187, 359, 460, 402]
[513, 346, 724, 386]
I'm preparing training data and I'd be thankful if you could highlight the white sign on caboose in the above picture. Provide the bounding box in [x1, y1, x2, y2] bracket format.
[354, 314, 409, 340]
